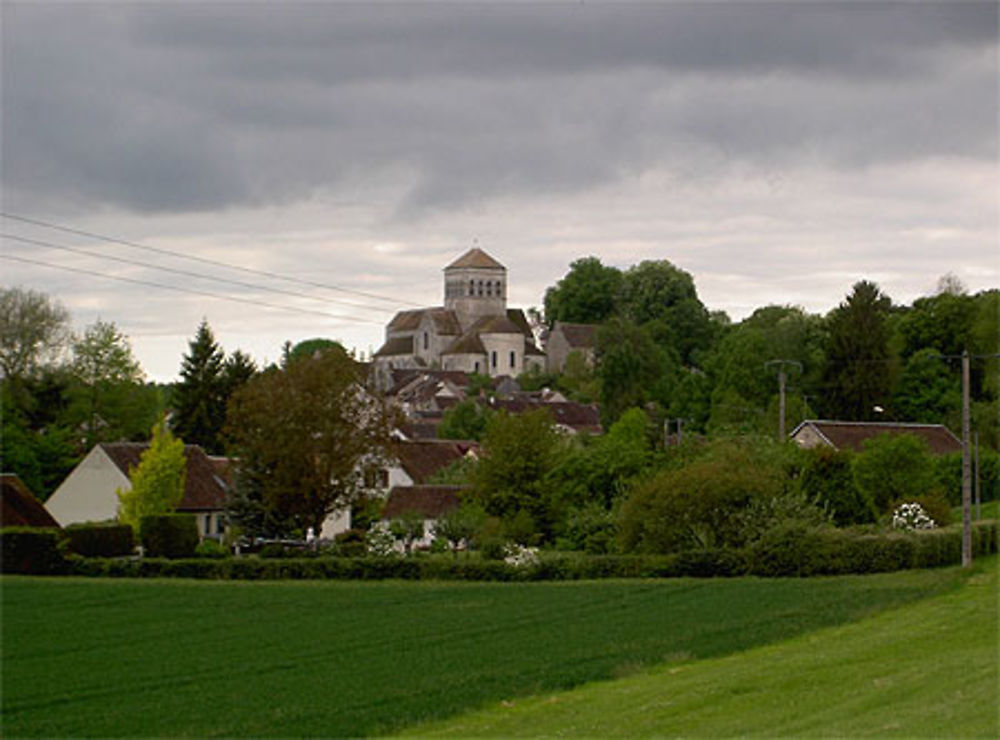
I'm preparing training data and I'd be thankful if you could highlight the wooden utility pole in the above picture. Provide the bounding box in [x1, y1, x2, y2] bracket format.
[765, 360, 802, 441]
[962, 349, 971, 568]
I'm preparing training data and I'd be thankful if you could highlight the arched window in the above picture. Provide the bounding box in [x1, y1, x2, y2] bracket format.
[478, 281, 484, 296]
[491, 351, 497, 369]
[469, 280, 475, 296]
[423, 332, 429, 350]
[510, 351, 516, 368]
[486, 281, 492, 297]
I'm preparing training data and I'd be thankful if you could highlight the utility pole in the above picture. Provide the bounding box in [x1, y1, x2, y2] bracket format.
[765, 360, 802, 441]
[962, 349, 971, 568]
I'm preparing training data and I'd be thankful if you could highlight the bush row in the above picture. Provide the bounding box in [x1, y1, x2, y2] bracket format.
[6, 521, 996, 580]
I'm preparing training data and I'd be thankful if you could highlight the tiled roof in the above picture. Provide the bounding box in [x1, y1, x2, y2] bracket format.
[791, 420, 962, 455]
[374, 335, 415, 357]
[429, 309, 462, 335]
[554, 321, 598, 348]
[483, 398, 602, 434]
[100, 443, 229, 511]
[445, 248, 505, 270]
[383, 485, 465, 519]
[393, 440, 477, 484]
[506, 309, 533, 336]
[442, 332, 487, 356]
[473, 315, 525, 335]
[387, 309, 428, 332]
[1, 474, 60, 528]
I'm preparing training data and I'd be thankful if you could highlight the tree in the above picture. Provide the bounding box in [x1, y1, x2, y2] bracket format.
[471, 409, 565, 540]
[389, 510, 425, 555]
[172, 320, 226, 453]
[70, 320, 144, 446]
[543, 257, 622, 327]
[797, 446, 876, 525]
[434, 502, 486, 556]
[0, 286, 70, 384]
[225, 345, 394, 536]
[595, 317, 679, 425]
[437, 399, 492, 441]
[116, 420, 187, 532]
[851, 433, 937, 513]
[892, 348, 961, 425]
[822, 281, 893, 420]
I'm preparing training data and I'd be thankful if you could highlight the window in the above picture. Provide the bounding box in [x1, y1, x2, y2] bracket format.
[510, 351, 516, 368]
[216, 515, 226, 535]
[423, 332, 429, 350]
[486, 281, 492, 297]
[491, 351, 497, 369]
[469, 279, 475, 295]
[478, 281, 483, 296]
[204, 515, 211, 536]
[474, 361, 480, 372]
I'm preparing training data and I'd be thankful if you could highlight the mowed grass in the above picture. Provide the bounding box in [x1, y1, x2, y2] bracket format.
[408, 557, 1000, 737]
[0, 566, 979, 737]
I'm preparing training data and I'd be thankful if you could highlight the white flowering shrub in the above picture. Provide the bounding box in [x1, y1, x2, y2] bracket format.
[365, 522, 399, 556]
[891, 502, 936, 531]
[502, 543, 540, 567]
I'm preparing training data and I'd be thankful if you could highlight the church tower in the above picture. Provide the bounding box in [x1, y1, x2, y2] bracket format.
[443, 247, 507, 331]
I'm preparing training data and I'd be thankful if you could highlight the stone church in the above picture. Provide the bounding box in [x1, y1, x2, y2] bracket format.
[373, 248, 545, 388]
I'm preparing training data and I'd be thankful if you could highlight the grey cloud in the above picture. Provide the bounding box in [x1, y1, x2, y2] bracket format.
[2, 2, 996, 217]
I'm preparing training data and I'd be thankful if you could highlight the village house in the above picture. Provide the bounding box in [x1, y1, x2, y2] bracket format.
[790, 420, 963, 455]
[545, 321, 598, 374]
[45, 443, 231, 539]
[373, 248, 546, 389]
[1, 474, 60, 528]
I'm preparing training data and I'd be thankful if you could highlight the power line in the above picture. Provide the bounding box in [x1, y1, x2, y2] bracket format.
[2, 232, 395, 318]
[1, 211, 423, 310]
[0, 253, 385, 326]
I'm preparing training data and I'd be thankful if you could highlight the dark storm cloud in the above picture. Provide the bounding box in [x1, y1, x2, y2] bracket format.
[2, 2, 996, 216]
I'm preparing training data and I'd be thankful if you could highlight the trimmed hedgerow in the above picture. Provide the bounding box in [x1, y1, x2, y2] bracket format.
[1, 527, 66, 574]
[63, 522, 134, 558]
[139, 514, 198, 559]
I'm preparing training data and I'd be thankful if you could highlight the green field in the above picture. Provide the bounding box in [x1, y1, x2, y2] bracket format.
[410, 557, 999, 737]
[0, 565, 986, 737]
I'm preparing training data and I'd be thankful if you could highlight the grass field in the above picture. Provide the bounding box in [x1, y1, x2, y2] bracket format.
[408, 556, 1000, 737]
[0, 565, 984, 737]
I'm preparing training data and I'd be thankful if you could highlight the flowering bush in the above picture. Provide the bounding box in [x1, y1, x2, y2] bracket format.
[891, 502, 936, 531]
[365, 523, 398, 557]
[503, 543, 539, 567]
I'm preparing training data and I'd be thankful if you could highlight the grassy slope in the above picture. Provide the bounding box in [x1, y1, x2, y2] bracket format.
[0, 567, 979, 737]
[406, 557, 999, 737]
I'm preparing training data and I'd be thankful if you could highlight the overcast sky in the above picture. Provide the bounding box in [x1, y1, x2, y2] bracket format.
[2, 1, 997, 382]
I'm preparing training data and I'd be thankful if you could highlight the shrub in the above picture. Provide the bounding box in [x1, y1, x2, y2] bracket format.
[334, 529, 368, 557]
[891, 502, 936, 531]
[139, 514, 198, 559]
[194, 539, 229, 559]
[557, 503, 617, 554]
[852, 433, 937, 513]
[798, 446, 876, 525]
[0, 527, 66, 574]
[63, 522, 135, 558]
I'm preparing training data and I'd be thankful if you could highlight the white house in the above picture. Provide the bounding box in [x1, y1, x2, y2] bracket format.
[46, 442, 230, 539]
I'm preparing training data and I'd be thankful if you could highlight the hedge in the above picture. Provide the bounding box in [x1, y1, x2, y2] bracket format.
[10, 520, 997, 581]
[1, 528, 66, 575]
[63, 522, 135, 558]
[139, 515, 199, 559]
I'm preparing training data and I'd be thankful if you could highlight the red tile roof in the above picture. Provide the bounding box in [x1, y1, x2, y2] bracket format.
[392, 440, 477, 484]
[554, 321, 598, 348]
[383, 485, 465, 519]
[1, 474, 60, 528]
[791, 420, 962, 455]
[100, 443, 229, 511]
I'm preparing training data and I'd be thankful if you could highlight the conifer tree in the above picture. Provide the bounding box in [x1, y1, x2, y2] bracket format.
[172, 320, 226, 453]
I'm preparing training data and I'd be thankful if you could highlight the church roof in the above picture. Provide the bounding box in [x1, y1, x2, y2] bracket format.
[429, 309, 462, 335]
[387, 309, 427, 332]
[472, 315, 525, 335]
[441, 332, 487, 356]
[445, 248, 505, 271]
[375, 335, 415, 357]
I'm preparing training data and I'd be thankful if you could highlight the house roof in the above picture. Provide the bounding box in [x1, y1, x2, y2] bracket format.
[387, 309, 428, 332]
[790, 420, 962, 455]
[445, 248, 504, 271]
[483, 398, 602, 434]
[374, 335, 415, 357]
[473, 315, 525, 335]
[383, 485, 465, 519]
[429, 309, 462, 336]
[392, 439, 477, 484]
[1, 474, 60, 528]
[553, 321, 598, 349]
[100, 443, 230, 511]
[441, 331, 487, 356]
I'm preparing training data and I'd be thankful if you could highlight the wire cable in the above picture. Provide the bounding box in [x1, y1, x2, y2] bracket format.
[1, 211, 423, 309]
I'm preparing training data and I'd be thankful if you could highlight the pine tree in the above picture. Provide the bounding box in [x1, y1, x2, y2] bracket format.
[172, 320, 226, 453]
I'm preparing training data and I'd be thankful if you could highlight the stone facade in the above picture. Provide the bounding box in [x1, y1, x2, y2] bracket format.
[374, 248, 545, 388]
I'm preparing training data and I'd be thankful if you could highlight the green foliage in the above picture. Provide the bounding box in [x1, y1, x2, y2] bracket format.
[116, 421, 187, 532]
[225, 345, 393, 536]
[437, 399, 492, 441]
[892, 348, 961, 424]
[556, 502, 618, 554]
[617, 438, 796, 554]
[71, 319, 144, 445]
[934, 449, 1000, 505]
[595, 317, 678, 425]
[194, 538, 229, 559]
[287, 338, 345, 364]
[822, 281, 893, 420]
[851, 433, 938, 513]
[471, 409, 566, 540]
[543, 256, 622, 326]
[334, 529, 369, 557]
[434, 502, 486, 554]
[0, 397, 79, 499]
[172, 320, 227, 453]
[139, 514, 199, 559]
[897, 288, 977, 360]
[0, 286, 70, 383]
[64, 521, 135, 557]
[798, 446, 877, 525]
[0, 527, 66, 574]
[464, 372, 494, 397]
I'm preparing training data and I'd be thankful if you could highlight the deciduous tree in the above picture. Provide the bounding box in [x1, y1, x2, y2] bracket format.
[543, 257, 622, 327]
[117, 421, 187, 532]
